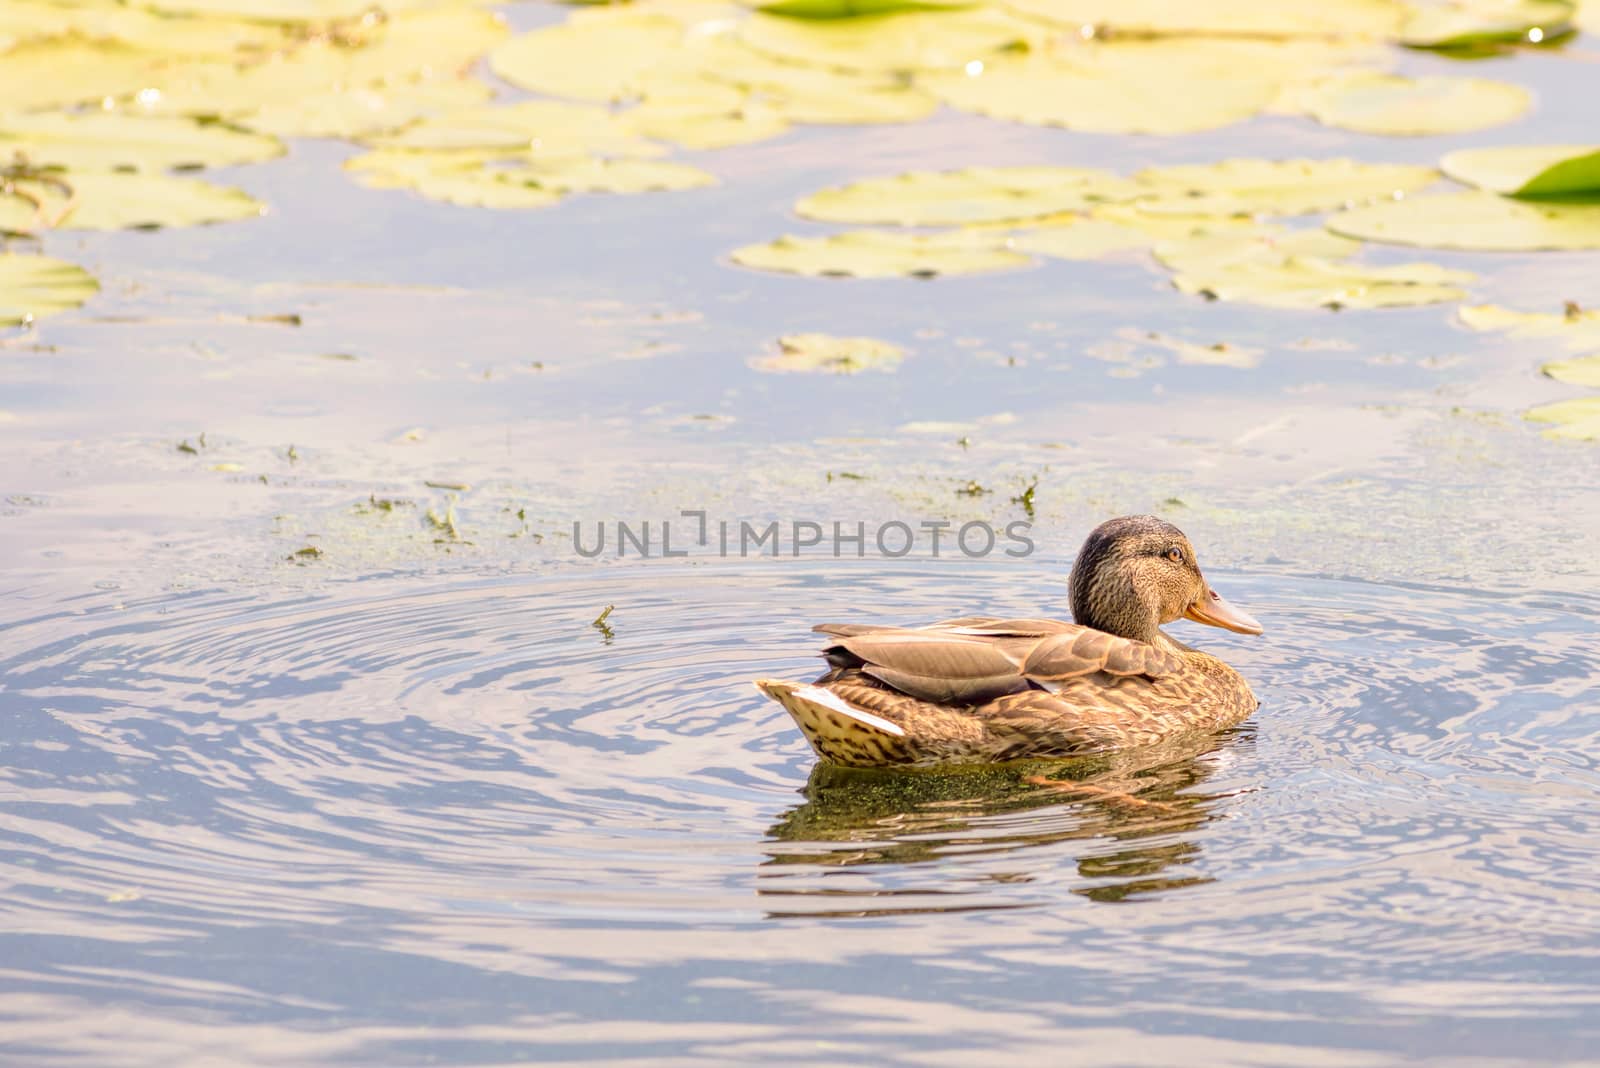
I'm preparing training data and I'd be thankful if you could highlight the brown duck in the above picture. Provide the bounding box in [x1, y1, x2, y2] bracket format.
[756, 515, 1262, 767]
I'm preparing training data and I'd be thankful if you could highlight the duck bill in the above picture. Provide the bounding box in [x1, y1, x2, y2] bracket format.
[1185, 587, 1263, 635]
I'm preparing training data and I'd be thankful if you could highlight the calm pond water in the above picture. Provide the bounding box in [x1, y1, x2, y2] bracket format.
[5, 2, 1600, 1064]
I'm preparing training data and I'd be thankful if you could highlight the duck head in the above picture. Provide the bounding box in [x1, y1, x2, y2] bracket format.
[1068, 515, 1262, 643]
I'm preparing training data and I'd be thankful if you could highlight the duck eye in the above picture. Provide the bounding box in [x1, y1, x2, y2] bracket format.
[1165, 548, 1184, 564]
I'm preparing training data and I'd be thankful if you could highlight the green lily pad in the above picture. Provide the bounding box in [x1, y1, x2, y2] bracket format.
[1000, 0, 1403, 36]
[1134, 158, 1440, 217]
[739, 7, 1039, 73]
[1292, 73, 1530, 136]
[751, 333, 905, 373]
[796, 167, 1140, 226]
[0, 113, 283, 172]
[1328, 191, 1600, 250]
[1524, 395, 1600, 440]
[0, 254, 98, 326]
[1439, 144, 1600, 199]
[1400, 0, 1574, 50]
[1543, 354, 1600, 387]
[730, 230, 1031, 278]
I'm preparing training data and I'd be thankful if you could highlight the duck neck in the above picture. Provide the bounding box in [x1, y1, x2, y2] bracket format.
[1069, 566, 1160, 643]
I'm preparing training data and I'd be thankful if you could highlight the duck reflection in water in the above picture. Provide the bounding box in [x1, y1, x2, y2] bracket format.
[759, 727, 1254, 914]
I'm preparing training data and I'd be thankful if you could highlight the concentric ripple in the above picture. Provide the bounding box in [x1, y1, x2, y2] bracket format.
[1, 561, 1598, 1064]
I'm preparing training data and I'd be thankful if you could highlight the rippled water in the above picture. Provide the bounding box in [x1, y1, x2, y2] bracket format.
[3, 559, 1596, 1065]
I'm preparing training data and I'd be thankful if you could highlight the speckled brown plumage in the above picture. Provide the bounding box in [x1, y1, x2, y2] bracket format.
[756, 516, 1263, 767]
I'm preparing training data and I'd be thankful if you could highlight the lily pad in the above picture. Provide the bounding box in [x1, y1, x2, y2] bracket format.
[0, 113, 283, 172]
[751, 333, 905, 373]
[346, 150, 566, 209]
[730, 230, 1031, 278]
[739, 7, 1039, 73]
[365, 100, 656, 156]
[516, 158, 717, 194]
[243, 80, 496, 140]
[1291, 73, 1530, 136]
[0, 254, 99, 326]
[0, 40, 164, 112]
[1400, 0, 1574, 50]
[796, 167, 1141, 226]
[623, 103, 792, 150]
[1524, 396, 1600, 440]
[490, 12, 684, 102]
[1328, 191, 1600, 250]
[35, 173, 265, 230]
[1157, 226, 1471, 309]
[1010, 219, 1153, 260]
[1439, 144, 1600, 198]
[1134, 158, 1440, 217]
[1458, 303, 1600, 350]
[1000, 0, 1404, 36]
[1543, 355, 1600, 387]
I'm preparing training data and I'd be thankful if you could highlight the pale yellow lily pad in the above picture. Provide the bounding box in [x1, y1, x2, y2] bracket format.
[517, 157, 716, 194]
[1292, 73, 1530, 136]
[796, 167, 1140, 227]
[1458, 303, 1600, 351]
[1157, 226, 1471, 309]
[731, 230, 1030, 278]
[1524, 395, 1600, 440]
[624, 105, 792, 150]
[365, 100, 656, 156]
[1001, 0, 1404, 36]
[0, 254, 99, 326]
[0, 113, 283, 172]
[1543, 354, 1600, 386]
[0, 40, 164, 112]
[751, 333, 905, 373]
[346, 150, 566, 209]
[131, 0, 475, 20]
[1010, 219, 1153, 260]
[1329, 191, 1600, 250]
[1440, 144, 1600, 197]
[490, 12, 684, 102]
[242, 80, 496, 139]
[1134, 158, 1440, 217]
[13, 172, 266, 230]
[739, 7, 1039, 73]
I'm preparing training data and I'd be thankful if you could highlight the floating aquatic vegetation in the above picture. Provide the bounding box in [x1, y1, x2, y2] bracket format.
[1133, 158, 1439, 217]
[489, 10, 685, 102]
[1329, 191, 1600, 250]
[1156, 226, 1472, 309]
[926, 37, 1377, 135]
[1458, 302, 1600, 351]
[739, 6, 1041, 73]
[999, 0, 1404, 36]
[796, 167, 1141, 226]
[0, 113, 282, 172]
[1439, 144, 1600, 198]
[5, 172, 263, 230]
[1543, 355, 1600, 387]
[345, 147, 714, 207]
[1524, 396, 1600, 440]
[751, 333, 906, 373]
[238, 81, 495, 140]
[363, 100, 653, 154]
[1398, 0, 1574, 51]
[0, 254, 99, 326]
[1289, 72, 1530, 136]
[731, 230, 1031, 278]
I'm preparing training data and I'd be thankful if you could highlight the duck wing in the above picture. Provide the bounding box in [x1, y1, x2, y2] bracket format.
[811, 618, 1183, 706]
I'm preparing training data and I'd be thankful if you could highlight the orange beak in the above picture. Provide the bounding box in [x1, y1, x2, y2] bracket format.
[1185, 586, 1263, 635]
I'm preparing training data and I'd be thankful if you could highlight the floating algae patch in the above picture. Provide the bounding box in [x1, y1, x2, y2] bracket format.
[1440, 145, 1600, 198]
[730, 230, 1031, 278]
[1329, 191, 1600, 250]
[1132, 158, 1440, 217]
[0, 254, 99, 326]
[795, 167, 1142, 227]
[751, 333, 906, 374]
[1288, 73, 1531, 137]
